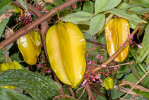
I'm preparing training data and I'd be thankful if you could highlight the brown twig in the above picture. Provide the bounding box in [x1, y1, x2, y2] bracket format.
[75, 87, 84, 94]
[100, 83, 140, 98]
[77, 87, 86, 100]
[0, 9, 14, 23]
[120, 80, 149, 92]
[92, 39, 130, 72]
[129, 64, 140, 80]
[86, 39, 106, 46]
[97, 62, 133, 68]
[114, 85, 141, 98]
[85, 83, 95, 100]
[0, 0, 80, 49]
[91, 84, 106, 97]
[2, 48, 12, 63]
[68, 86, 75, 97]
[2, 48, 8, 62]
[122, 70, 149, 99]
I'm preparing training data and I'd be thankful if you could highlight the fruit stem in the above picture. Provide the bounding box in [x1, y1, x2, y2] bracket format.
[56, 10, 60, 21]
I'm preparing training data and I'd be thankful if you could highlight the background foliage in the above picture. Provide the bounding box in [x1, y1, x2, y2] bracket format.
[0, 0, 149, 99]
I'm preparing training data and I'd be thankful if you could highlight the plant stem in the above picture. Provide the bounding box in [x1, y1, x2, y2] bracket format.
[0, 0, 80, 49]
[86, 83, 95, 100]
[138, 62, 147, 73]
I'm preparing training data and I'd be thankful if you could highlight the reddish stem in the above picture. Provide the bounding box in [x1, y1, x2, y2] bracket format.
[68, 86, 75, 97]
[86, 83, 95, 100]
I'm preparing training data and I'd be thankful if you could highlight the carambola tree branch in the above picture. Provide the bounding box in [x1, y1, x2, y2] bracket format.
[0, 0, 79, 49]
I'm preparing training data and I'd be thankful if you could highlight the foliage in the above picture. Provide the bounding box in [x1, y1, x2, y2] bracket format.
[0, 0, 149, 99]
[0, 69, 60, 100]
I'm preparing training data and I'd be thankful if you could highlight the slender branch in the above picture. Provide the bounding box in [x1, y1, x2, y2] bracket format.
[120, 80, 149, 92]
[114, 85, 140, 98]
[0, 0, 80, 49]
[96, 62, 133, 68]
[86, 39, 106, 46]
[129, 64, 140, 80]
[92, 39, 129, 72]
[86, 83, 95, 100]
[68, 86, 75, 97]
[122, 70, 149, 99]
[77, 87, 86, 100]
[101, 83, 140, 97]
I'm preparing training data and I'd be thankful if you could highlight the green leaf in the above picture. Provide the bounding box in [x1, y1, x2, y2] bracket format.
[83, 1, 93, 13]
[54, 0, 64, 6]
[95, 95, 106, 100]
[117, 2, 149, 10]
[129, 0, 149, 7]
[117, 2, 130, 10]
[129, 7, 149, 13]
[116, 65, 130, 79]
[0, 0, 13, 10]
[0, 19, 10, 38]
[128, 20, 140, 29]
[0, 48, 12, 63]
[10, 52, 21, 61]
[57, 97, 76, 100]
[0, 49, 6, 63]
[0, 5, 12, 15]
[111, 89, 125, 99]
[63, 12, 93, 23]
[89, 13, 105, 35]
[129, 0, 149, 4]
[0, 69, 60, 100]
[0, 87, 33, 100]
[128, 61, 149, 88]
[17, 0, 28, 10]
[137, 24, 149, 63]
[146, 55, 149, 65]
[107, 8, 146, 23]
[95, 0, 121, 14]
[125, 73, 139, 83]
[133, 89, 149, 98]
[117, 65, 130, 74]
[0, 5, 13, 37]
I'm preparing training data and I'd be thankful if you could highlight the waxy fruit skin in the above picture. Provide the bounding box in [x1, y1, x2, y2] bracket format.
[17, 30, 42, 65]
[103, 77, 114, 90]
[0, 61, 22, 90]
[105, 18, 130, 62]
[46, 21, 86, 88]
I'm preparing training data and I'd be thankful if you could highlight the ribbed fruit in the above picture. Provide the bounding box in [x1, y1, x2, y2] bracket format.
[17, 30, 42, 65]
[105, 18, 130, 62]
[46, 21, 86, 88]
[103, 77, 114, 90]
